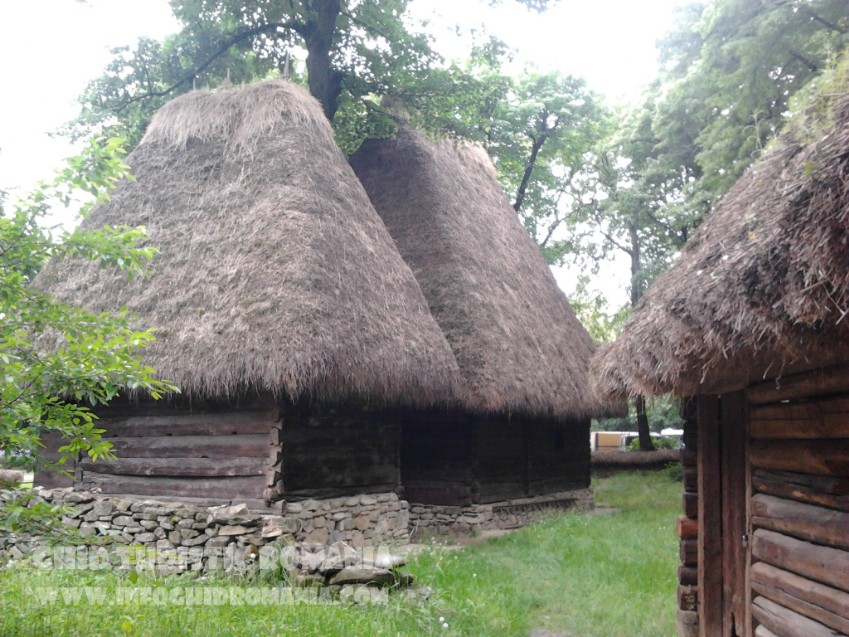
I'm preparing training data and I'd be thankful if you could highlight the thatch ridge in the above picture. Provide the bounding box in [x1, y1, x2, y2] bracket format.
[36, 80, 461, 405]
[592, 85, 849, 398]
[350, 127, 603, 420]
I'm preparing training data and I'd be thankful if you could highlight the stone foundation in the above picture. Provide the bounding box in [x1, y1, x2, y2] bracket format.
[0, 488, 409, 574]
[408, 489, 594, 534]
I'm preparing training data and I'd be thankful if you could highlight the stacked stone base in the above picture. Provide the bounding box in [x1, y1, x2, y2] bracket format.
[408, 489, 594, 534]
[0, 488, 409, 575]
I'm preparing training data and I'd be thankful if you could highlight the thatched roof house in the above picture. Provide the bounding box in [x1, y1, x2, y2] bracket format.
[351, 127, 599, 419]
[592, 80, 849, 637]
[351, 127, 603, 517]
[40, 81, 458, 405]
[593, 92, 849, 398]
[35, 81, 460, 514]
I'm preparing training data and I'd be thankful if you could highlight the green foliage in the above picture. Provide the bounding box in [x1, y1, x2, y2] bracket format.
[0, 489, 77, 541]
[626, 437, 678, 452]
[661, 462, 683, 482]
[0, 138, 174, 472]
[64, 0, 439, 152]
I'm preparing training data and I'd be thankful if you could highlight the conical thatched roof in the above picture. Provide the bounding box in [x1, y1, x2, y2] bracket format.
[36, 80, 460, 404]
[593, 84, 849, 399]
[350, 127, 602, 420]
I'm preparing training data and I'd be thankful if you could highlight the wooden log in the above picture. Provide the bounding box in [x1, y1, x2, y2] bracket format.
[79, 457, 267, 478]
[677, 609, 699, 637]
[751, 397, 849, 440]
[680, 538, 698, 566]
[683, 492, 699, 518]
[98, 411, 277, 437]
[720, 390, 749, 637]
[751, 493, 849, 550]
[680, 449, 697, 467]
[33, 469, 73, 489]
[678, 584, 698, 611]
[752, 595, 846, 637]
[678, 565, 698, 586]
[80, 472, 266, 500]
[754, 625, 780, 637]
[751, 562, 849, 635]
[677, 516, 698, 539]
[684, 465, 698, 492]
[752, 529, 849, 593]
[269, 427, 282, 445]
[750, 440, 849, 477]
[753, 470, 849, 512]
[109, 434, 269, 459]
[748, 363, 849, 405]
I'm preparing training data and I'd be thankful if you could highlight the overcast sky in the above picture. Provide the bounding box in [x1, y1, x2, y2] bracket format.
[0, 0, 687, 305]
[0, 0, 685, 193]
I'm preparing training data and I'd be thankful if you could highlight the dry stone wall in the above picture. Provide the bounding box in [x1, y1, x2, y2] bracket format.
[1, 488, 409, 575]
[408, 488, 594, 534]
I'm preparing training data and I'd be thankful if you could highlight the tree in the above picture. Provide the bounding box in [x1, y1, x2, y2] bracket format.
[64, 0, 553, 154]
[0, 138, 173, 471]
[560, 0, 849, 449]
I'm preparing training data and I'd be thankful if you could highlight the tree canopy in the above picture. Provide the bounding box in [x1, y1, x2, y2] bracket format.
[0, 139, 173, 468]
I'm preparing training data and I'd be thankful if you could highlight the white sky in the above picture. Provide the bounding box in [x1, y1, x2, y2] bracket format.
[0, 0, 687, 306]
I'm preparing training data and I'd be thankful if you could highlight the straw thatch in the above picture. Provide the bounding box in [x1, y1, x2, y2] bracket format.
[593, 85, 849, 399]
[36, 80, 460, 405]
[350, 127, 602, 420]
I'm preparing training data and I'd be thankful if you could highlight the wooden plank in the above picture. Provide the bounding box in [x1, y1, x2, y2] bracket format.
[748, 363, 849, 405]
[751, 595, 846, 637]
[98, 410, 277, 437]
[751, 562, 849, 634]
[697, 395, 723, 637]
[753, 626, 779, 637]
[751, 493, 849, 550]
[752, 470, 849, 512]
[80, 472, 266, 500]
[752, 529, 849, 593]
[750, 440, 849, 476]
[751, 397, 849, 440]
[79, 457, 268, 478]
[720, 390, 749, 637]
[109, 434, 269, 459]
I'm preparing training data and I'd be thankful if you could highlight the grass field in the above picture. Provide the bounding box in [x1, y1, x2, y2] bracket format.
[0, 471, 680, 637]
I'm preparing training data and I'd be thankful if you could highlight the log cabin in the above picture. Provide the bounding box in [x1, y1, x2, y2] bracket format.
[33, 80, 460, 511]
[592, 74, 849, 636]
[351, 126, 612, 520]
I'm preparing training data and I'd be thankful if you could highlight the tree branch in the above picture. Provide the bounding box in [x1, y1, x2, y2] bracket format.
[116, 21, 303, 112]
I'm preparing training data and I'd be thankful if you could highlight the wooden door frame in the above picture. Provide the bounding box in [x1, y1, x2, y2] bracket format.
[697, 392, 751, 637]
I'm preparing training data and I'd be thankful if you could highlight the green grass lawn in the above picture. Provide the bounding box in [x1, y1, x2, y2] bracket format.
[0, 471, 680, 637]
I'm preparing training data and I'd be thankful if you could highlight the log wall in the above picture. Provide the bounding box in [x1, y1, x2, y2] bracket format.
[280, 401, 402, 501]
[747, 366, 849, 637]
[401, 413, 590, 507]
[66, 396, 280, 509]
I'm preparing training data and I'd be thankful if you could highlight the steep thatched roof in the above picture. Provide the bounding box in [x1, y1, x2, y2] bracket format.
[350, 127, 603, 420]
[36, 80, 461, 404]
[593, 84, 849, 399]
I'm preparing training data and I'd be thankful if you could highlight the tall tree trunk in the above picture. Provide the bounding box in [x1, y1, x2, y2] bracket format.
[304, 0, 344, 120]
[629, 220, 655, 451]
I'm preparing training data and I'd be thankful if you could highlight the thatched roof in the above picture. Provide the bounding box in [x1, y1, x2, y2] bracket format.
[350, 127, 603, 420]
[36, 80, 461, 405]
[593, 84, 849, 399]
